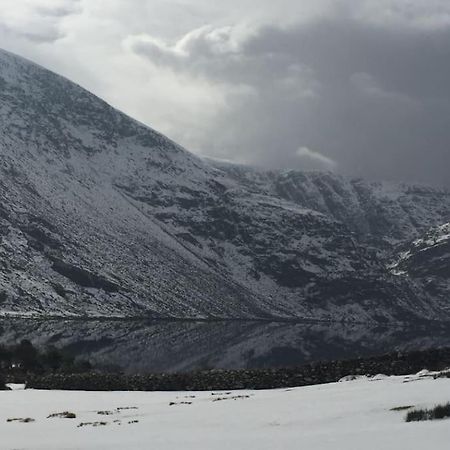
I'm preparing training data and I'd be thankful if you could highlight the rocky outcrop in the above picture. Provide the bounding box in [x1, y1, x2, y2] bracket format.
[51, 259, 121, 293]
[390, 223, 450, 313]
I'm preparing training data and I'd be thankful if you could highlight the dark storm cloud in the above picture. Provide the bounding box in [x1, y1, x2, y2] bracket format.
[1, 1, 449, 186]
[128, 11, 450, 186]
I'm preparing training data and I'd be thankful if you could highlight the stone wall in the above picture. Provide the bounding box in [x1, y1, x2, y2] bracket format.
[20, 347, 450, 391]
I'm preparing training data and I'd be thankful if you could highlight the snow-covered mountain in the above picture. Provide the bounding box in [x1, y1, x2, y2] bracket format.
[0, 48, 449, 322]
[390, 223, 450, 314]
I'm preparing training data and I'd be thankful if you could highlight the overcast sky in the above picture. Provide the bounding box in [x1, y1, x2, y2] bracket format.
[1, 0, 449, 186]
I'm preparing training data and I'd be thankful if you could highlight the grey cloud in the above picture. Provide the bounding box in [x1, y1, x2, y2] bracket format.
[0, 0, 81, 43]
[2, 1, 449, 187]
[35, 3, 82, 18]
[22, 32, 62, 44]
[296, 147, 337, 171]
[0, 23, 61, 44]
[127, 8, 450, 187]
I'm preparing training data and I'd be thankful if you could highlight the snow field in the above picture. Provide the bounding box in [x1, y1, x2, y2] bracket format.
[1, 373, 450, 449]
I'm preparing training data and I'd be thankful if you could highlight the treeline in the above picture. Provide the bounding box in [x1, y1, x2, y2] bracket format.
[0, 340, 92, 386]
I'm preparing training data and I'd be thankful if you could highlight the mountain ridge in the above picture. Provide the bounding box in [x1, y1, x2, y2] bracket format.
[0, 48, 449, 323]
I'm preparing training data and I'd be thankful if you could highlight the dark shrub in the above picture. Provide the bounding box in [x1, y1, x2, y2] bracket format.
[406, 403, 450, 422]
[405, 409, 428, 422]
[15, 340, 41, 372]
[0, 373, 7, 390]
[44, 346, 65, 372]
[432, 403, 450, 420]
[0, 344, 12, 367]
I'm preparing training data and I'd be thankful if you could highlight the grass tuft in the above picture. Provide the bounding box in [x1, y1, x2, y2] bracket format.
[406, 403, 450, 422]
[7, 417, 35, 423]
[390, 405, 414, 412]
[47, 411, 76, 419]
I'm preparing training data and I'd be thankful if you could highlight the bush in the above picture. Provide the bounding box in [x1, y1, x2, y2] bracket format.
[433, 403, 450, 420]
[0, 373, 7, 390]
[405, 409, 428, 422]
[406, 403, 450, 422]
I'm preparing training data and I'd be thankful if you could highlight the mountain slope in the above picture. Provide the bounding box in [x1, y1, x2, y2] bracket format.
[212, 162, 450, 248]
[0, 48, 277, 319]
[0, 48, 449, 322]
[390, 223, 450, 313]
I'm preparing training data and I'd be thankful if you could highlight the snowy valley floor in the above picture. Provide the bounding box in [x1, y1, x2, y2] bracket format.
[1, 373, 450, 450]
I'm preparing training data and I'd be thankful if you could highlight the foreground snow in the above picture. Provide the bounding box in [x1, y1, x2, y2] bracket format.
[1, 373, 450, 449]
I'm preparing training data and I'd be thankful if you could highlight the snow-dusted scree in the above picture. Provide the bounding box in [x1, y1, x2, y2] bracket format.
[0, 47, 449, 322]
[1, 372, 450, 450]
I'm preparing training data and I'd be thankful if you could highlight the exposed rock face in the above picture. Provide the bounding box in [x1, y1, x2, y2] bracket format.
[390, 223, 450, 314]
[0, 47, 449, 322]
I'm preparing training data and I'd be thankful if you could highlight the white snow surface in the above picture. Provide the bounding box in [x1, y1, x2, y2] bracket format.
[1, 373, 450, 449]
